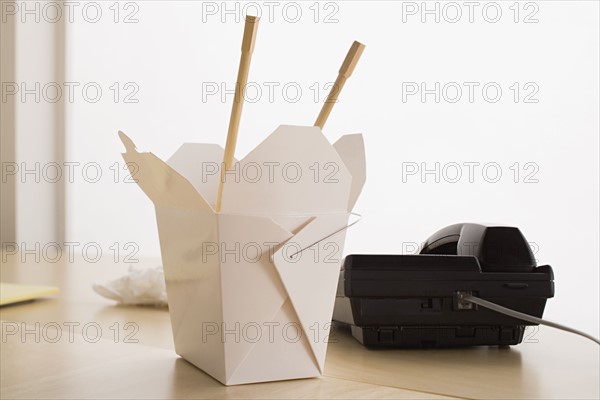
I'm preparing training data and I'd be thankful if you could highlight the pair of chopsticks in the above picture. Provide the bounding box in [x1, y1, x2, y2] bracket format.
[215, 16, 365, 212]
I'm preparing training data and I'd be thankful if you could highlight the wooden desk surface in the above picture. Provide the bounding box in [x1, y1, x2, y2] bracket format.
[1, 254, 598, 399]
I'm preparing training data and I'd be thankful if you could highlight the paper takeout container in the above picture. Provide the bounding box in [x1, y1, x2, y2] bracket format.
[119, 125, 365, 385]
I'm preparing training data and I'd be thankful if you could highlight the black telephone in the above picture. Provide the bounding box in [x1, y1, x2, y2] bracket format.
[420, 223, 537, 272]
[333, 223, 555, 347]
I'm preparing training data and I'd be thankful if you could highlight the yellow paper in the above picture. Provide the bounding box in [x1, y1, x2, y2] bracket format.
[0, 282, 59, 306]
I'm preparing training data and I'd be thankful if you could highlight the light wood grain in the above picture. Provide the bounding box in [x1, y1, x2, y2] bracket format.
[325, 324, 599, 399]
[1, 252, 598, 399]
[0, 323, 452, 399]
[0, 255, 174, 349]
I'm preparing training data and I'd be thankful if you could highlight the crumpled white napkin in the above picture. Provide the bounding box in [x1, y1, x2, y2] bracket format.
[93, 266, 167, 307]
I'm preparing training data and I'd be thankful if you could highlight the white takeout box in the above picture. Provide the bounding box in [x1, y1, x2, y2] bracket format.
[119, 125, 365, 385]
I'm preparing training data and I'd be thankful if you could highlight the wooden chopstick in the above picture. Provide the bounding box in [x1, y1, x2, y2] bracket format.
[215, 16, 260, 212]
[315, 41, 365, 130]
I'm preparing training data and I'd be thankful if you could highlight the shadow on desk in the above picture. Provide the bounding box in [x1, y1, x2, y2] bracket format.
[325, 324, 538, 399]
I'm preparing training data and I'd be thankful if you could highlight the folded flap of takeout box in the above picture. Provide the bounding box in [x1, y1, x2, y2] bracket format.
[333, 134, 366, 211]
[217, 213, 294, 379]
[167, 143, 238, 208]
[225, 299, 321, 385]
[118, 131, 213, 213]
[220, 125, 355, 215]
[119, 126, 366, 216]
[271, 213, 350, 373]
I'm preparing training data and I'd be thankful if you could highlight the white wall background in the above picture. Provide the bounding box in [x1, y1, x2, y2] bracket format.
[10, 5, 65, 245]
[63, 1, 598, 336]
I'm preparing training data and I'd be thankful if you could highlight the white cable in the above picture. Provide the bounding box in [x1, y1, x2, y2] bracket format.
[460, 293, 600, 345]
